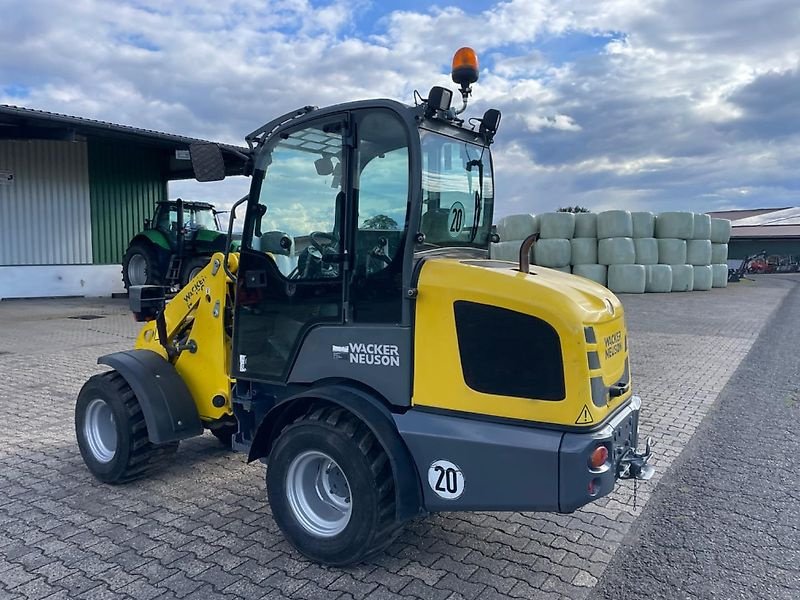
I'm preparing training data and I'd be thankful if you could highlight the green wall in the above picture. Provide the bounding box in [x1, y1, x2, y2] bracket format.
[88, 140, 167, 264]
[728, 238, 800, 260]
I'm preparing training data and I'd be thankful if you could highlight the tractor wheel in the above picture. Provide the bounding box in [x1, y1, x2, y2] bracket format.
[180, 256, 211, 287]
[75, 371, 178, 484]
[122, 242, 162, 289]
[266, 404, 403, 566]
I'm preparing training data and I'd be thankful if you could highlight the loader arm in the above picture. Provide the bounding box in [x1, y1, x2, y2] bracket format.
[135, 252, 239, 421]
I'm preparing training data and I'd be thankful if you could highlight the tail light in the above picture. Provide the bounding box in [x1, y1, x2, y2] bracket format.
[589, 446, 609, 469]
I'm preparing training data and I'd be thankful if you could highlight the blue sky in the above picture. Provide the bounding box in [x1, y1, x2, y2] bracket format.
[1, 0, 798, 218]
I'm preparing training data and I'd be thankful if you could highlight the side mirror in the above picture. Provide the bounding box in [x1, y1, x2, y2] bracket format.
[189, 143, 226, 182]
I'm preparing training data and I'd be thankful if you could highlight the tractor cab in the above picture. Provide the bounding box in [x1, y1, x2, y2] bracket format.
[149, 200, 222, 247]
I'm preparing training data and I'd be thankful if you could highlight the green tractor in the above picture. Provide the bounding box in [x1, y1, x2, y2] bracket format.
[122, 198, 231, 290]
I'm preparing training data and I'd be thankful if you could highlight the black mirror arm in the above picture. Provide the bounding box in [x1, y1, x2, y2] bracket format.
[224, 194, 249, 283]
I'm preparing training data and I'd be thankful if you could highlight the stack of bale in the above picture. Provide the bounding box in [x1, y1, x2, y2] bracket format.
[490, 214, 539, 262]
[595, 210, 644, 294]
[571, 213, 604, 285]
[535, 212, 574, 273]
[711, 218, 731, 288]
[491, 210, 730, 294]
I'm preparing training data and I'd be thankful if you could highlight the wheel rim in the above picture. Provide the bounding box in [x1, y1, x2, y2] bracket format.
[285, 450, 352, 537]
[127, 254, 147, 285]
[83, 398, 118, 463]
[188, 266, 202, 282]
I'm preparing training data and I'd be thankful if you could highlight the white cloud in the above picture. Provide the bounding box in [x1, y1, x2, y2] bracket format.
[1, 0, 798, 216]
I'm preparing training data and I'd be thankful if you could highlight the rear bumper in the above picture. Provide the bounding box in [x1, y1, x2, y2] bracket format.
[559, 395, 643, 512]
[395, 396, 647, 514]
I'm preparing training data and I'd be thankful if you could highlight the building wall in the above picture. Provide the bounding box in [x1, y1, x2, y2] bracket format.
[88, 140, 167, 264]
[728, 238, 800, 260]
[0, 139, 92, 265]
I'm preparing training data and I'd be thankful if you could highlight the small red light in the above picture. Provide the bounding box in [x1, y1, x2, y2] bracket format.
[589, 446, 608, 469]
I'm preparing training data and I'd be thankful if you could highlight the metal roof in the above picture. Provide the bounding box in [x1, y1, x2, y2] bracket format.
[0, 104, 248, 179]
[706, 208, 791, 222]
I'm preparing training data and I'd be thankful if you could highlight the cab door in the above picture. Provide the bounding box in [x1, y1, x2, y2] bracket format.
[233, 115, 349, 382]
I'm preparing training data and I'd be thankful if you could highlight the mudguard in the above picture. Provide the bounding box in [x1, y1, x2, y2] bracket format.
[98, 349, 203, 444]
[248, 384, 425, 522]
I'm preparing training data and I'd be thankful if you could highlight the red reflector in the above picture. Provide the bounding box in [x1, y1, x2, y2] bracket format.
[588, 477, 601, 497]
[589, 446, 609, 469]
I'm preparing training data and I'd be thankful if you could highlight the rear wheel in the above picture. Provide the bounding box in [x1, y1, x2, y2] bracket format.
[122, 242, 163, 289]
[266, 405, 403, 565]
[180, 256, 211, 287]
[75, 371, 178, 483]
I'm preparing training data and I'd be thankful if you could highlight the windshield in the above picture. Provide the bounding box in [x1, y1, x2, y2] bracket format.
[188, 207, 219, 230]
[418, 130, 494, 250]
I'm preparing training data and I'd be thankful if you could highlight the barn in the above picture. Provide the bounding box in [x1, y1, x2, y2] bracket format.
[0, 105, 245, 299]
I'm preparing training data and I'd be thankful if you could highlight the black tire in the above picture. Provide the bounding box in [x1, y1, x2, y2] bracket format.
[267, 404, 403, 565]
[122, 241, 163, 290]
[210, 423, 237, 448]
[179, 256, 211, 288]
[75, 371, 178, 484]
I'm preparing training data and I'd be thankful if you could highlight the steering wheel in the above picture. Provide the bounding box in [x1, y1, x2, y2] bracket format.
[310, 231, 339, 253]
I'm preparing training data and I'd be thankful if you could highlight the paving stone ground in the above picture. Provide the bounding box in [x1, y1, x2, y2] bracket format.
[0, 278, 790, 600]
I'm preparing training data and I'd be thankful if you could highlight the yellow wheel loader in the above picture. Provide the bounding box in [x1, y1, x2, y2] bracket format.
[75, 48, 653, 566]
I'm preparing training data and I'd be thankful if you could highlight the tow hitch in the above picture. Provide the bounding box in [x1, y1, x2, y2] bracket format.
[618, 437, 654, 481]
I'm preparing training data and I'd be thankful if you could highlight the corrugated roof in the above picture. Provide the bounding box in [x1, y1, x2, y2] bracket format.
[0, 104, 247, 153]
[0, 104, 248, 179]
[706, 208, 790, 221]
[729, 207, 800, 226]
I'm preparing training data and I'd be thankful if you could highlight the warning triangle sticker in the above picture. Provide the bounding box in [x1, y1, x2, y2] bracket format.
[575, 405, 594, 424]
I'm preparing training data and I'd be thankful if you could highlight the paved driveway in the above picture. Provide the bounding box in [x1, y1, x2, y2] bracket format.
[0, 278, 790, 600]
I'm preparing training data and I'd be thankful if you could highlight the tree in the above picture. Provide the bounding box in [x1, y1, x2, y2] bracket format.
[362, 214, 399, 229]
[556, 206, 590, 213]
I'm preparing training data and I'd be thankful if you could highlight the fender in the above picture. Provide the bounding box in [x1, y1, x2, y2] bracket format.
[98, 349, 203, 444]
[247, 384, 425, 522]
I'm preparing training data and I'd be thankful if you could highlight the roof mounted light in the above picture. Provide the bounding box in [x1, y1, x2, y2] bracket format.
[426, 86, 453, 118]
[451, 47, 479, 115]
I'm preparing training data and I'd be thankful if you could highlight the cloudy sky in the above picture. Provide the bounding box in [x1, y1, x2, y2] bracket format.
[1, 0, 798, 217]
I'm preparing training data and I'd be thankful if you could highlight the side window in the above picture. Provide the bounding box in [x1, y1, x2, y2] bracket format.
[352, 110, 410, 323]
[251, 118, 345, 279]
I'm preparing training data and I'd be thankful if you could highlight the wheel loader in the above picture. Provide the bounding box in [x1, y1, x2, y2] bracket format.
[75, 48, 653, 565]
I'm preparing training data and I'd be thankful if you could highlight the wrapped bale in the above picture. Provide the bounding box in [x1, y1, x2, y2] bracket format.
[597, 210, 633, 239]
[574, 212, 598, 238]
[657, 238, 687, 265]
[687, 239, 712, 265]
[645, 265, 672, 293]
[539, 212, 575, 239]
[671, 264, 694, 292]
[497, 213, 538, 242]
[710, 218, 732, 243]
[533, 238, 571, 267]
[693, 265, 713, 291]
[711, 243, 728, 264]
[489, 241, 522, 262]
[598, 237, 635, 265]
[712, 264, 729, 288]
[570, 238, 597, 265]
[655, 211, 694, 239]
[692, 213, 711, 240]
[634, 238, 658, 265]
[632, 212, 655, 238]
[572, 264, 607, 286]
[607, 264, 646, 294]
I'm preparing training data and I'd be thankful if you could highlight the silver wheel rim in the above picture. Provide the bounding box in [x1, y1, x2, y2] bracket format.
[286, 450, 352, 537]
[84, 398, 118, 463]
[127, 254, 147, 285]
[188, 266, 202, 281]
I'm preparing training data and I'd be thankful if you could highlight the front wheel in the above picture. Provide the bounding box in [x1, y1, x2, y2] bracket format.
[75, 371, 178, 483]
[266, 405, 403, 565]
